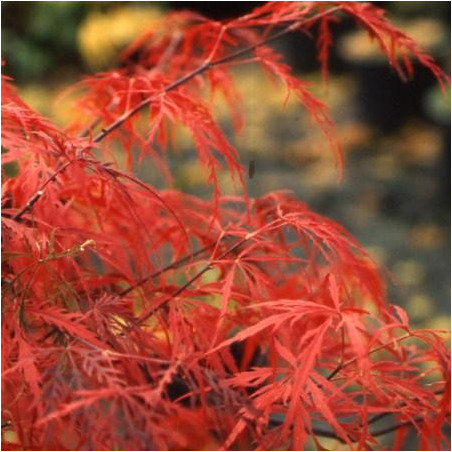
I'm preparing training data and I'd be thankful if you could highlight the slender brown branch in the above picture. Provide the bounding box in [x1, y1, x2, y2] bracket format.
[370, 416, 424, 438]
[269, 415, 428, 444]
[136, 234, 252, 324]
[80, 34, 183, 139]
[366, 387, 446, 427]
[12, 160, 74, 222]
[326, 332, 417, 381]
[119, 239, 222, 297]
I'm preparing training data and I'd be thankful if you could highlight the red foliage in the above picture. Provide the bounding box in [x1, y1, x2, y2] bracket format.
[2, 2, 450, 450]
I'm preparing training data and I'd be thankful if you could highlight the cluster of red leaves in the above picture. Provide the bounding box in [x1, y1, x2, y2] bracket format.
[2, 2, 450, 450]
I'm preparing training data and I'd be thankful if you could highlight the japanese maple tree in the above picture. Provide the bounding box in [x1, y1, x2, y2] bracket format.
[2, 2, 450, 450]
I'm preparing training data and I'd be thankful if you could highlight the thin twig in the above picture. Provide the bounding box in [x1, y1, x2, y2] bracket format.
[136, 233, 253, 324]
[368, 416, 423, 438]
[366, 387, 445, 427]
[326, 332, 417, 381]
[119, 238, 222, 297]
[269, 415, 427, 444]
[12, 160, 74, 222]
[79, 35, 183, 139]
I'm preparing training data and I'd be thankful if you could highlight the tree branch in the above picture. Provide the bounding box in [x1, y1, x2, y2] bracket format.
[369, 416, 422, 438]
[11, 6, 341, 222]
[119, 238, 223, 297]
[269, 414, 427, 445]
[91, 6, 342, 144]
[326, 332, 417, 381]
[135, 233, 253, 324]
[12, 159, 75, 222]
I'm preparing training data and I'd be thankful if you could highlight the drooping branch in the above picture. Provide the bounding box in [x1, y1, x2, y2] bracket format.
[119, 238, 222, 297]
[135, 232, 256, 324]
[11, 6, 342, 222]
[12, 159, 75, 222]
[91, 6, 342, 144]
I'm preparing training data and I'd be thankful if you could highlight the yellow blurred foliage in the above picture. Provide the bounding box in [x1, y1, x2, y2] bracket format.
[176, 160, 210, 189]
[19, 83, 80, 128]
[77, 5, 163, 69]
[426, 315, 451, 332]
[19, 84, 55, 117]
[406, 294, 435, 321]
[393, 260, 425, 286]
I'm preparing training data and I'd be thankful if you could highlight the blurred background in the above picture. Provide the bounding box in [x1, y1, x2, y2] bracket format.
[2, 0, 450, 356]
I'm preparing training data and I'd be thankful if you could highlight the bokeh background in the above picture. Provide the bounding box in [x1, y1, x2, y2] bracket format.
[2, 0, 450, 382]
